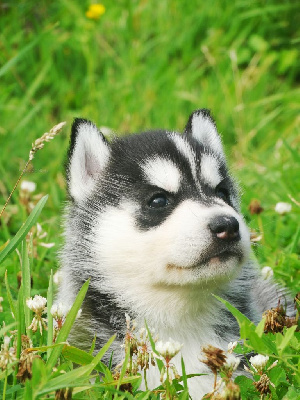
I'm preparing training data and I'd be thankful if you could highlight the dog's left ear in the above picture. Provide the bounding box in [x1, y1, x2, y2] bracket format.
[184, 109, 224, 157]
[66, 119, 111, 203]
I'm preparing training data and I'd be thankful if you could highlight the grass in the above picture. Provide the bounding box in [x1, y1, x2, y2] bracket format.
[0, 0, 299, 398]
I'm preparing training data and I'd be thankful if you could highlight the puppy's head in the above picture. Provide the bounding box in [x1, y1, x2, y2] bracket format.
[66, 110, 250, 289]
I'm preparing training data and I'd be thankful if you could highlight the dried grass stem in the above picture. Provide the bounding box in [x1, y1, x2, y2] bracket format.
[0, 122, 66, 218]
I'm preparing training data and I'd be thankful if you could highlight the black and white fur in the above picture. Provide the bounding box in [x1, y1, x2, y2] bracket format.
[58, 109, 287, 397]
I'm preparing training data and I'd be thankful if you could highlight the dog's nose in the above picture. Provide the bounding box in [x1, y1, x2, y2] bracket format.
[208, 215, 240, 241]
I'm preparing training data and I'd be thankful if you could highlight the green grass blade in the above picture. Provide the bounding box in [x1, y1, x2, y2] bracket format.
[13, 285, 25, 390]
[47, 270, 54, 359]
[0, 322, 17, 337]
[180, 356, 188, 392]
[21, 240, 32, 339]
[46, 279, 89, 372]
[62, 345, 108, 373]
[23, 379, 33, 400]
[277, 326, 297, 355]
[117, 344, 130, 391]
[0, 36, 40, 78]
[145, 320, 164, 372]
[40, 335, 116, 394]
[0, 195, 48, 264]
[4, 270, 17, 319]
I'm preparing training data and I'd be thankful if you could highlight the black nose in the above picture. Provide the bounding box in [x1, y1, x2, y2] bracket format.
[208, 215, 240, 241]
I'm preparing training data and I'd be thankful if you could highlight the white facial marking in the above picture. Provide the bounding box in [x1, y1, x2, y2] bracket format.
[70, 122, 110, 202]
[169, 133, 201, 190]
[94, 200, 250, 291]
[141, 157, 181, 193]
[201, 154, 222, 187]
[191, 114, 224, 156]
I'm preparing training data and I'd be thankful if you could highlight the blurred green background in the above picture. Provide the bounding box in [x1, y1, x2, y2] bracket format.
[0, 0, 299, 294]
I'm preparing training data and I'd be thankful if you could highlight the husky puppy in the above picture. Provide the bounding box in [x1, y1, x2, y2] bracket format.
[58, 109, 286, 397]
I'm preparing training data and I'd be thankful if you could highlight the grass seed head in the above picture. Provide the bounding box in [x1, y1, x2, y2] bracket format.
[29, 122, 66, 161]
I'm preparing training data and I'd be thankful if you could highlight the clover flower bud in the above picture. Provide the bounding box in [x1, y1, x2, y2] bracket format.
[26, 295, 47, 313]
[261, 266, 274, 280]
[0, 336, 17, 370]
[53, 270, 63, 285]
[249, 354, 269, 372]
[221, 380, 241, 399]
[26, 295, 47, 335]
[50, 303, 66, 319]
[224, 354, 240, 371]
[20, 180, 36, 193]
[227, 341, 238, 353]
[275, 202, 292, 215]
[156, 338, 183, 361]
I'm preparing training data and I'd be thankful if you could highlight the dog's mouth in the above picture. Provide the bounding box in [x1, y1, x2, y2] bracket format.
[166, 249, 242, 271]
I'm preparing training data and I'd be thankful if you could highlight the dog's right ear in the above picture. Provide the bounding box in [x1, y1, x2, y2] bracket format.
[66, 119, 110, 203]
[184, 109, 224, 158]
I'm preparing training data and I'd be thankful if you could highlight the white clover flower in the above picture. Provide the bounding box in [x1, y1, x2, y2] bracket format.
[20, 180, 36, 193]
[50, 303, 66, 319]
[26, 295, 47, 335]
[26, 295, 47, 313]
[0, 336, 16, 370]
[249, 354, 269, 371]
[53, 270, 63, 285]
[275, 202, 292, 215]
[261, 266, 274, 280]
[156, 338, 183, 360]
[224, 354, 240, 371]
[227, 341, 238, 353]
[51, 303, 82, 333]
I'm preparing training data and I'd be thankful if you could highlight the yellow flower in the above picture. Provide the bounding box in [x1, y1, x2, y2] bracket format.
[86, 4, 105, 20]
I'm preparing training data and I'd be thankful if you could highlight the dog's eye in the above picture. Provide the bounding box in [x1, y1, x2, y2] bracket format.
[149, 193, 169, 208]
[215, 186, 230, 202]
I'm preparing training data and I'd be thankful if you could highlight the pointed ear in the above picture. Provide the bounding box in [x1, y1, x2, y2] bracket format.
[184, 109, 225, 157]
[67, 118, 110, 202]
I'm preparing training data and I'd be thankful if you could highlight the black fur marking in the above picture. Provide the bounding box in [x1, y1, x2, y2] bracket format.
[79, 129, 237, 230]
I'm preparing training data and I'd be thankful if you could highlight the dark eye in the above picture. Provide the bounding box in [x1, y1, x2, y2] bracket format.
[149, 193, 169, 208]
[215, 187, 230, 202]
